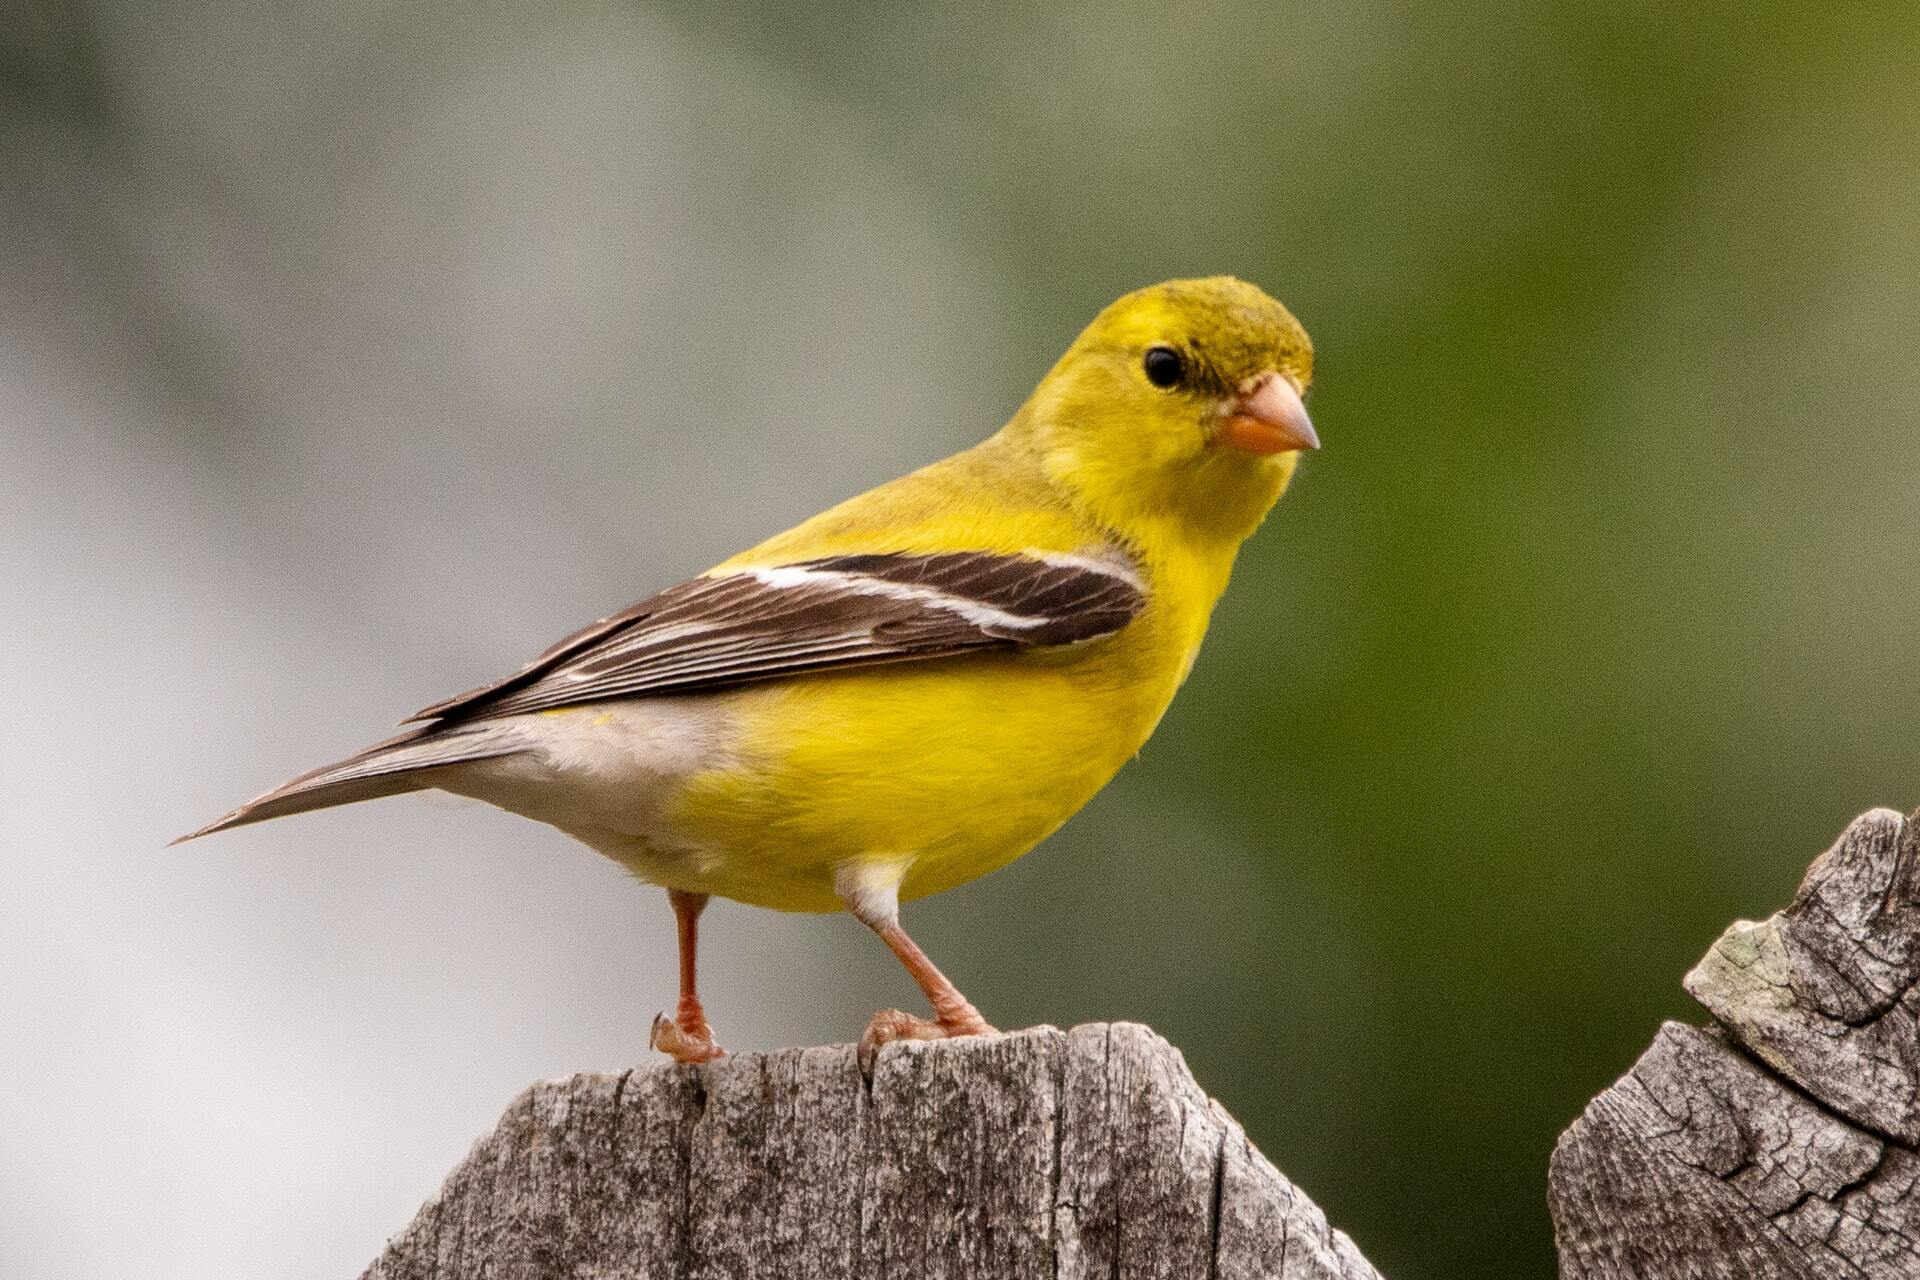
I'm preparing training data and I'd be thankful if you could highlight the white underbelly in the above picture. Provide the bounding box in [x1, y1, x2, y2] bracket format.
[436, 695, 735, 883]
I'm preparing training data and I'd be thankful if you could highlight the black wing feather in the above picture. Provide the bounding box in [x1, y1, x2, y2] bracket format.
[408, 550, 1144, 726]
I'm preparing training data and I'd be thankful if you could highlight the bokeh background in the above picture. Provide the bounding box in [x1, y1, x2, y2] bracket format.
[6, 3, 1920, 1276]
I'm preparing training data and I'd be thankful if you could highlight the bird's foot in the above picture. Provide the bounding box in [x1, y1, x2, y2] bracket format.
[857, 1006, 996, 1076]
[650, 1010, 727, 1065]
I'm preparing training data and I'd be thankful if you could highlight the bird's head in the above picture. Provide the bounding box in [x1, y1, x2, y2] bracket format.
[1012, 276, 1316, 549]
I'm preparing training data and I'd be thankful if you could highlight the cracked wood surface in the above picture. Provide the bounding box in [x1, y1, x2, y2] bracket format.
[1552, 807, 1920, 1278]
[361, 1022, 1382, 1280]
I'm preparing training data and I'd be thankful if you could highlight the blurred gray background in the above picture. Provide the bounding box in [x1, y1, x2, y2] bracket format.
[5, 3, 1919, 1277]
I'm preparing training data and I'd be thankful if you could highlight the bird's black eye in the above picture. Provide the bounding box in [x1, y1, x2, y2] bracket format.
[1143, 345, 1185, 389]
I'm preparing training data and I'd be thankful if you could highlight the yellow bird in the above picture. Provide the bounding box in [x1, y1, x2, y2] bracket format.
[180, 276, 1318, 1063]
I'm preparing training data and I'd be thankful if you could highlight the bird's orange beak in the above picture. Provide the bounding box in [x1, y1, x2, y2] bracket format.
[1216, 374, 1318, 455]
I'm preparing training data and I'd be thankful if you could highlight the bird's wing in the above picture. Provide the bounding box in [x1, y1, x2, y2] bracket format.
[407, 549, 1146, 724]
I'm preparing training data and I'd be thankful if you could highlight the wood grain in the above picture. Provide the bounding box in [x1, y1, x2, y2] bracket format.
[1551, 807, 1920, 1278]
[363, 1022, 1381, 1279]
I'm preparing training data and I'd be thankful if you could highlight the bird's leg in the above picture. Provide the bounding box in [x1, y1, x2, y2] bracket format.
[837, 864, 995, 1066]
[867, 919, 996, 1040]
[649, 888, 727, 1064]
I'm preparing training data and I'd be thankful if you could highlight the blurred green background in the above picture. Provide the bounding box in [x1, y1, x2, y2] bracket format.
[6, 3, 1919, 1277]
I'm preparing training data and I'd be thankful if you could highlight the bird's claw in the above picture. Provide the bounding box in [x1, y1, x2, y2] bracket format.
[857, 1007, 996, 1076]
[650, 1010, 727, 1065]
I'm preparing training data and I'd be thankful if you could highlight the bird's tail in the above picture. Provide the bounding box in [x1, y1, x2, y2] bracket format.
[173, 722, 526, 844]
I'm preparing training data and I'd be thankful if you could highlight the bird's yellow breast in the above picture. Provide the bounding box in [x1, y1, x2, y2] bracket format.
[627, 430, 1255, 912]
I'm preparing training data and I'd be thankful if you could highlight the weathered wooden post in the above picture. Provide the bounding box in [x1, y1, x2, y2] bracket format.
[1552, 807, 1920, 1277]
[361, 1023, 1382, 1279]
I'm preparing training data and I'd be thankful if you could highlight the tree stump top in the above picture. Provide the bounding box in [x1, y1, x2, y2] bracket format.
[363, 1021, 1382, 1280]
